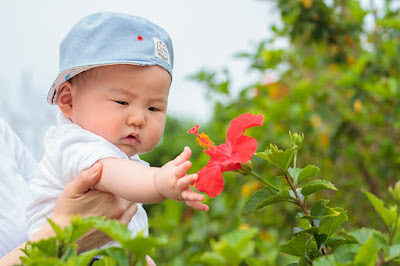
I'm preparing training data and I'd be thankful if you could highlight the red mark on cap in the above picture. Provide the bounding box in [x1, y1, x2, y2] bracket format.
[137, 36, 143, 41]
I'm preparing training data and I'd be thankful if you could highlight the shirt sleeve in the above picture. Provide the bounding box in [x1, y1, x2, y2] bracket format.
[44, 115, 129, 184]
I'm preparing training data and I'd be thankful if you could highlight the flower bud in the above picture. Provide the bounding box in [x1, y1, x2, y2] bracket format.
[290, 131, 304, 149]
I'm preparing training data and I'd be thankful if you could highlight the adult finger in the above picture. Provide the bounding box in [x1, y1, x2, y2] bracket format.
[65, 163, 102, 197]
[118, 202, 138, 226]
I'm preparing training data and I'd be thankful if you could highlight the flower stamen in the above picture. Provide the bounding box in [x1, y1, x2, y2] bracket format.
[188, 125, 216, 152]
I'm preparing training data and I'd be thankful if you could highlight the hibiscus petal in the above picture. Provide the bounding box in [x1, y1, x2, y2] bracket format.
[195, 163, 225, 198]
[220, 136, 259, 171]
[226, 113, 264, 144]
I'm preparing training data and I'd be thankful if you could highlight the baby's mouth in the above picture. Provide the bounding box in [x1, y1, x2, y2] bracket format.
[122, 134, 139, 145]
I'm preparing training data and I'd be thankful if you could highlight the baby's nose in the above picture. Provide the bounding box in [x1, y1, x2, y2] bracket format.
[127, 112, 145, 127]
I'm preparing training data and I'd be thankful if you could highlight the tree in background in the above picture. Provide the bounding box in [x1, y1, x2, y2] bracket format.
[143, 0, 400, 264]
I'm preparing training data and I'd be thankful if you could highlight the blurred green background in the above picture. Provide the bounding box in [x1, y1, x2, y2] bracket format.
[140, 0, 400, 264]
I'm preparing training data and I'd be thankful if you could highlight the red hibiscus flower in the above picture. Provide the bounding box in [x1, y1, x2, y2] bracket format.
[188, 113, 264, 198]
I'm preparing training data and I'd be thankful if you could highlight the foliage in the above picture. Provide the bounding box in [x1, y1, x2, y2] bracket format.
[146, 0, 400, 264]
[18, 216, 163, 266]
[17, 1, 400, 265]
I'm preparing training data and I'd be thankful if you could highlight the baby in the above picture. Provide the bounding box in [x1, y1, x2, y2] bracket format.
[26, 11, 208, 249]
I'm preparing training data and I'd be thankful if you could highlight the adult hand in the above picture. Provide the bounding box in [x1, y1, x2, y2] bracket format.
[51, 163, 138, 252]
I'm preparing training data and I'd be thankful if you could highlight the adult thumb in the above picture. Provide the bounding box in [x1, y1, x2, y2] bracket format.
[65, 163, 103, 197]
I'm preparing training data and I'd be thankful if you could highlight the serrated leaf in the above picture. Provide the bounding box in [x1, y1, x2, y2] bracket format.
[254, 190, 291, 211]
[362, 189, 397, 229]
[47, 218, 66, 241]
[242, 187, 279, 215]
[301, 180, 337, 196]
[93, 218, 132, 243]
[310, 200, 341, 226]
[279, 234, 307, 257]
[124, 235, 160, 260]
[319, 208, 348, 238]
[68, 215, 96, 243]
[255, 147, 295, 171]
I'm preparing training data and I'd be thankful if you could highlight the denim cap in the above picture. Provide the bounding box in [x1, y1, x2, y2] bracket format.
[47, 11, 174, 105]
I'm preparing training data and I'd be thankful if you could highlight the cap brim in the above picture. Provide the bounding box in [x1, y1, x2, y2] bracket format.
[47, 62, 156, 105]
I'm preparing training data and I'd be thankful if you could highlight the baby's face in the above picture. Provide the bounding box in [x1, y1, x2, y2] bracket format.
[69, 64, 171, 157]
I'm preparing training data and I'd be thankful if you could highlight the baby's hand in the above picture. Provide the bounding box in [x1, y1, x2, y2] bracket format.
[154, 147, 209, 211]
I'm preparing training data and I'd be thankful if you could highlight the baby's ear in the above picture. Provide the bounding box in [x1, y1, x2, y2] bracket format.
[57, 81, 73, 118]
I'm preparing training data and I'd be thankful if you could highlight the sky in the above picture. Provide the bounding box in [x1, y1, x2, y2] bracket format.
[0, 0, 273, 122]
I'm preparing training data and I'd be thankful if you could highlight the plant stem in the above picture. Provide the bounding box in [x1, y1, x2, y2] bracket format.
[293, 150, 298, 185]
[284, 173, 310, 216]
[285, 172, 329, 256]
[249, 171, 280, 191]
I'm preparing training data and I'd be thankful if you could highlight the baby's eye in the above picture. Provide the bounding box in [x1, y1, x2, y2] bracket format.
[148, 107, 158, 112]
[115, 101, 128, 106]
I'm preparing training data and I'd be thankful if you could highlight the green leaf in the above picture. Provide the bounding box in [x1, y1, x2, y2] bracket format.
[314, 234, 328, 251]
[245, 257, 264, 266]
[334, 244, 360, 263]
[313, 255, 338, 266]
[124, 235, 160, 261]
[93, 218, 133, 244]
[218, 228, 258, 257]
[289, 165, 320, 184]
[293, 226, 319, 235]
[362, 189, 397, 229]
[297, 165, 320, 183]
[319, 208, 348, 238]
[254, 190, 291, 211]
[353, 234, 384, 266]
[196, 252, 226, 265]
[255, 146, 295, 171]
[279, 234, 307, 257]
[242, 187, 279, 215]
[325, 237, 358, 252]
[348, 228, 381, 244]
[386, 244, 400, 262]
[47, 218, 66, 241]
[103, 248, 129, 266]
[301, 180, 337, 196]
[67, 215, 96, 243]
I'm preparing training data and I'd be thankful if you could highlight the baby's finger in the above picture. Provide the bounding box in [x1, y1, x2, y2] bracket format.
[181, 187, 205, 202]
[171, 146, 192, 166]
[177, 173, 197, 188]
[185, 200, 209, 211]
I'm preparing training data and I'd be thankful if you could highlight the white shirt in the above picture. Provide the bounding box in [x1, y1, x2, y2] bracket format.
[0, 119, 37, 258]
[27, 114, 149, 243]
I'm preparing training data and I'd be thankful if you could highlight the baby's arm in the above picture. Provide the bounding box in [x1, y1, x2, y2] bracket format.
[94, 147, 208, 211]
